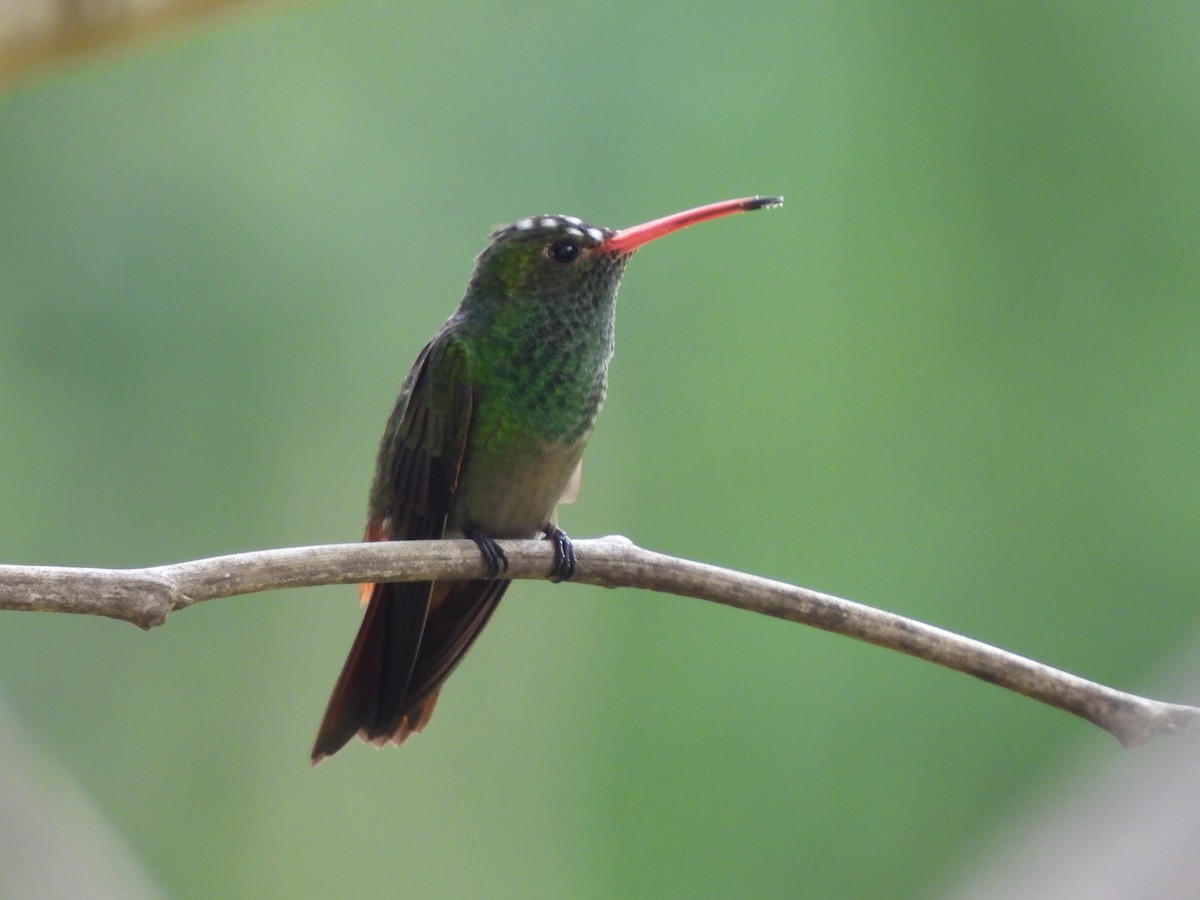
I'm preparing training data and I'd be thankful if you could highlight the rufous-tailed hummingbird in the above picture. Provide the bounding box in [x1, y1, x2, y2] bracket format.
[312, 196, 783, 762]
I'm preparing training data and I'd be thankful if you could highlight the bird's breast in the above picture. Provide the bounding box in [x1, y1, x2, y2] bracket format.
[450, 432, 586, 537]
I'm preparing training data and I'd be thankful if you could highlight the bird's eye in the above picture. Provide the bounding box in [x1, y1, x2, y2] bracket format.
[546, 239, 581, 264]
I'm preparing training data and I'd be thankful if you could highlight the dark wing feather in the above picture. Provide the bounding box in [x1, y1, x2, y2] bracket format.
[311, 331, 474, 763]
[405, 578, 510, 709]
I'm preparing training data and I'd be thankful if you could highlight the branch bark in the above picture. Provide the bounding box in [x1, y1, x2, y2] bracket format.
[0, 0, 265, 86]
[1, 534, 1196, 748]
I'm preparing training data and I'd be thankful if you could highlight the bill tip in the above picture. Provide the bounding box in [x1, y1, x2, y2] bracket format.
[748, 195, 784, 210]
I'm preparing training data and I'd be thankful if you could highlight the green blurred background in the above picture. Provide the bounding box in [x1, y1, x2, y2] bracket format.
[2, 2, 1199, 896]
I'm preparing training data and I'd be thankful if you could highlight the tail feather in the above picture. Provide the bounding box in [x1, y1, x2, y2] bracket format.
[366, 691, 441, 748]
[311, 578, 510, 763]
[310, 580, 430, 763]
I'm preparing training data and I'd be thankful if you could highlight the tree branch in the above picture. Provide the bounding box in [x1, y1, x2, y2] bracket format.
[0, 0, 266, 87]
[1, 535, 1195, 747]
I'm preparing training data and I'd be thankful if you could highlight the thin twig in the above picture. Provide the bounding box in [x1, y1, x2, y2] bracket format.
[0, 535, 1195, 747]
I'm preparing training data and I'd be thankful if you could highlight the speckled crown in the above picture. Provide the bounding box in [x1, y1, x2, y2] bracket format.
[491, 215, 612, 246]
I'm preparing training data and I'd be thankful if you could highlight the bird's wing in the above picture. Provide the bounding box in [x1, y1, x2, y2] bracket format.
[311, 330, 475, 762]
[377, 330, 475, 539]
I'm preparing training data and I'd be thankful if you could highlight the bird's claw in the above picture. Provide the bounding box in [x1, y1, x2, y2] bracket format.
[466, 525, 508, 580]
[544, 524, 576, 583]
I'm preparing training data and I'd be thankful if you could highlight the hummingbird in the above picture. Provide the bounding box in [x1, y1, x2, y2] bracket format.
[311, 195, 783, 762]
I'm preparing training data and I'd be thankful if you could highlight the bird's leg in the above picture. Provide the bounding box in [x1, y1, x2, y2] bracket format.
[542, 524, 576, 583]
[464, 523, 508, 580]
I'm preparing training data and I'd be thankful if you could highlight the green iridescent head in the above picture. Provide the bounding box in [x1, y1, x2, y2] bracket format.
[465, 214, 631, 310]
[460, 197, 783, 314]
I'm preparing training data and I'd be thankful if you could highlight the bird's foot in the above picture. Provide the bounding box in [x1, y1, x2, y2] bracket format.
[543, 524, 576, 583]
[465, 524, 508, 580]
